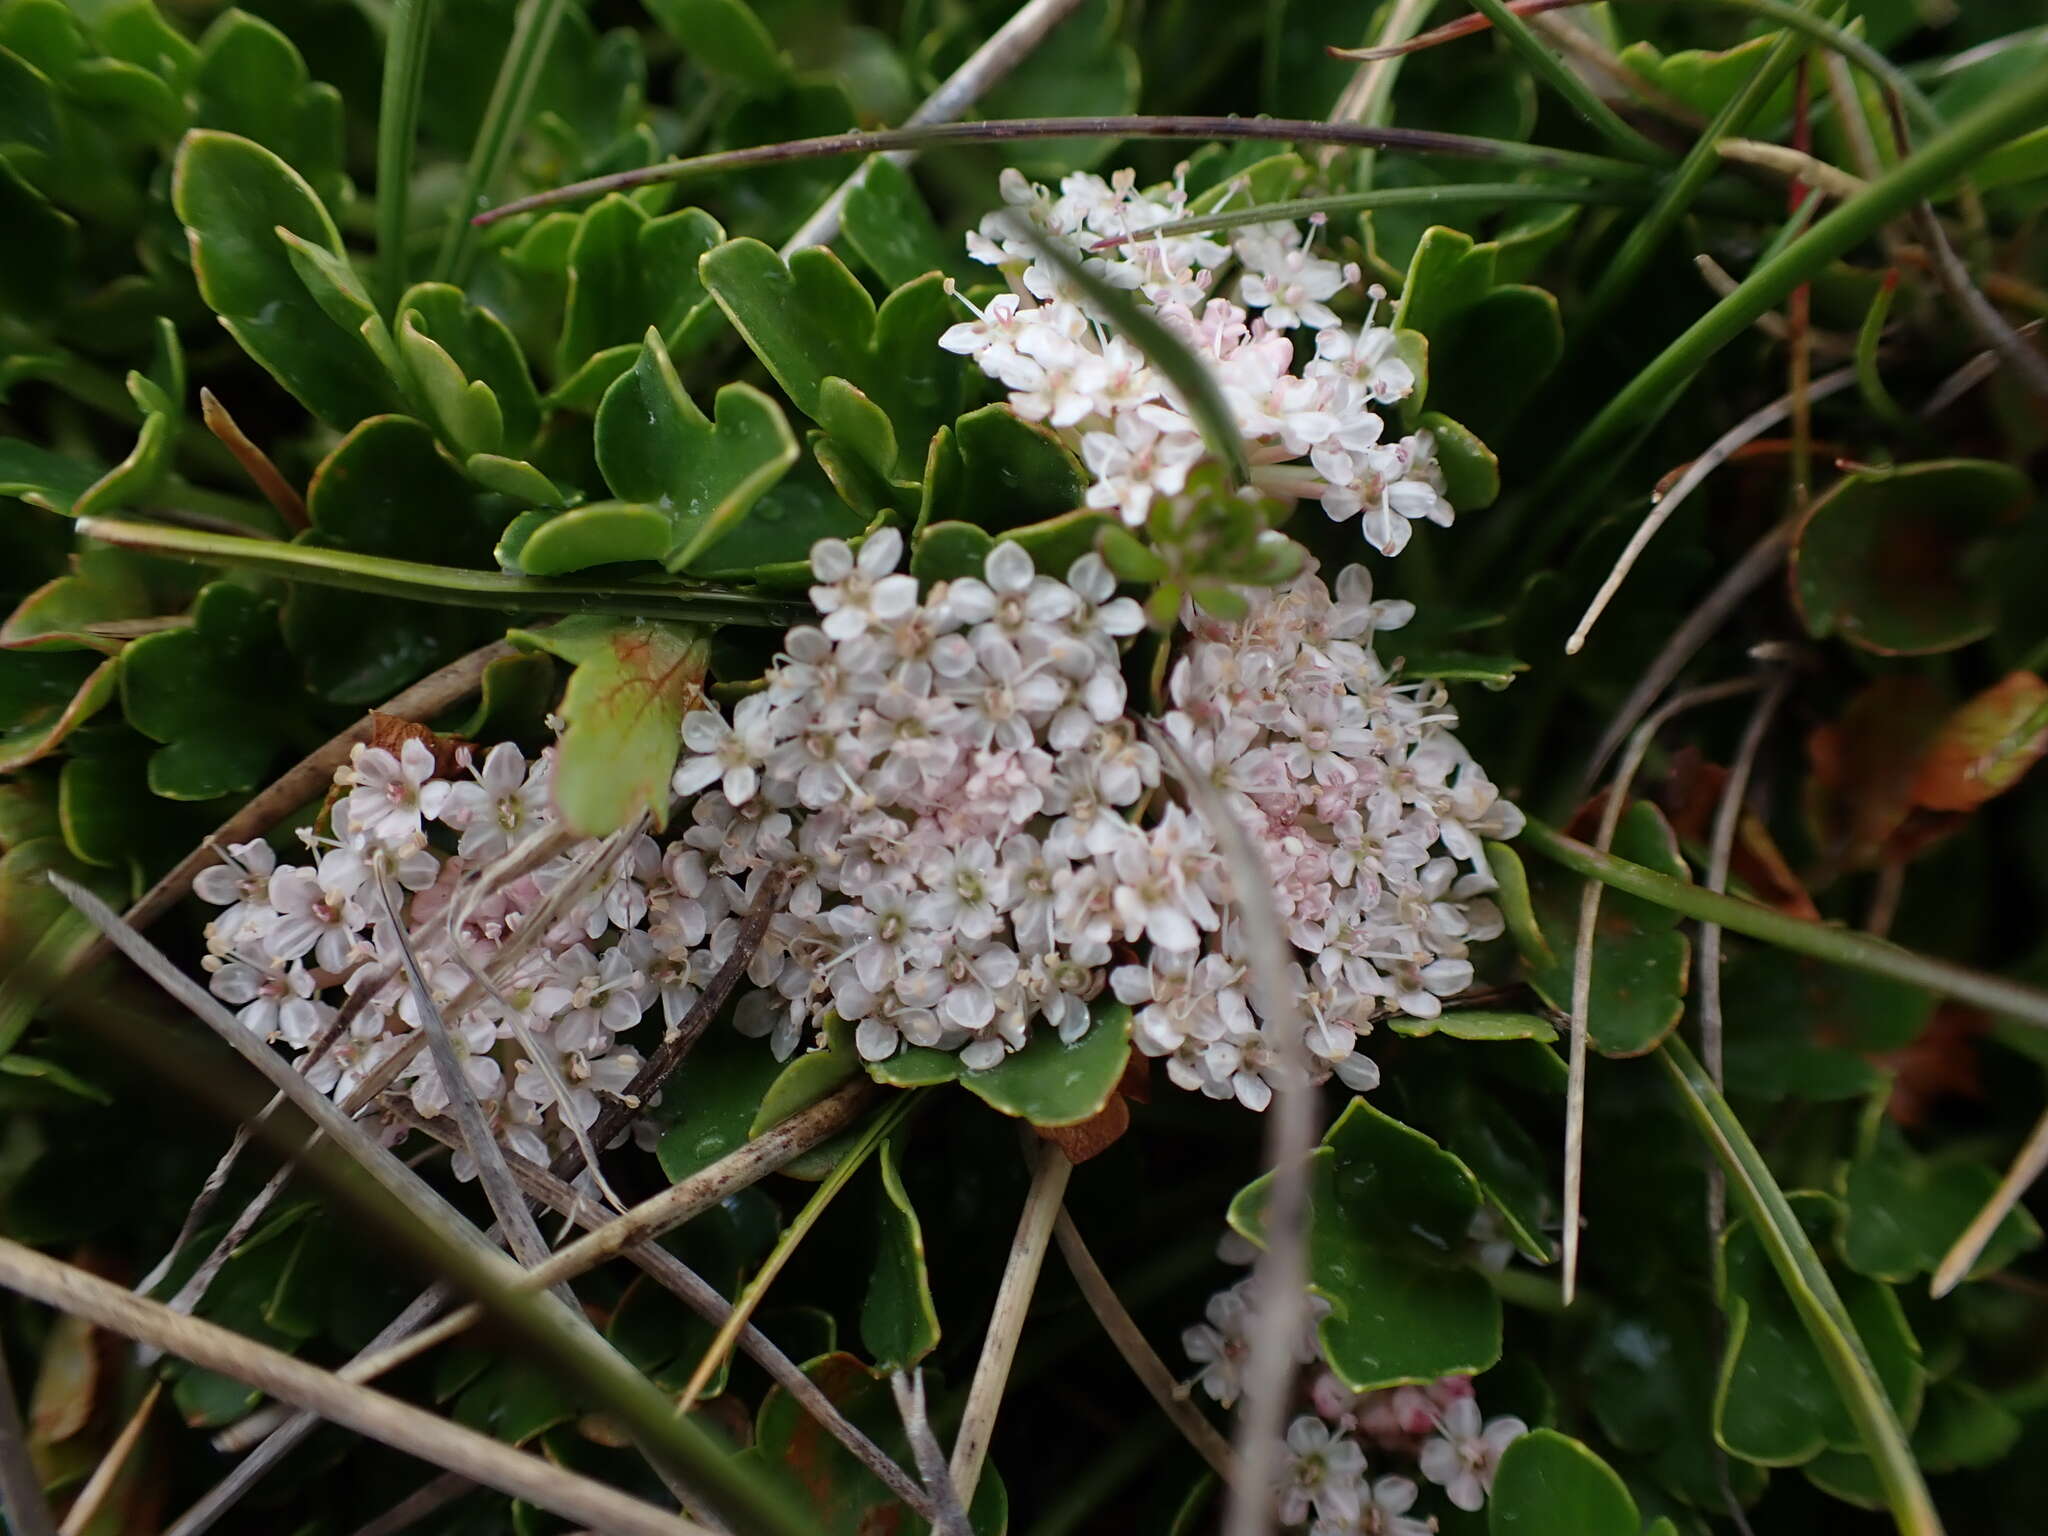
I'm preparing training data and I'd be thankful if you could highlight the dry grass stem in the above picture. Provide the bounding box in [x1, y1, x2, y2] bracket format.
[57, 1382, 161, 1536]
[890, 1371, 972, 1536]
[0, 1240, 707, 1536]
[1565, 366, 1857, 656]
[0, 1331, 59, 1536]
[1934, 1109, 2048, 1297]
[1053, 1211, 1238, 1480]
[199, 388, 308, 530]
[1717, 138, 1869, 198]
[344, 1472, 475, 1536]
[949, 1137, 1073, 1506]
[780, 0, 1090, 252]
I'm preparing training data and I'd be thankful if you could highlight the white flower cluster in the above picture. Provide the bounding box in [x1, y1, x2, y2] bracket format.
[669, 530, 1518, 1109]
[194, 737, 663, 1177]
[1184, 1265, 1527, 1530]
[942, 166, 1454, 556]
[1120, 563, 1523, 1105]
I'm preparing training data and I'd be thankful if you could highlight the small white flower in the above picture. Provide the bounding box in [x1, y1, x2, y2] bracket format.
[1418, 1398, 1526, 1512]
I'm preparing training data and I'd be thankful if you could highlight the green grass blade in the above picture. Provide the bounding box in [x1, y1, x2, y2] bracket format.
[1516, 821, 2048, 1027]
[434, 0, 573, 283]
[1537, 64, 2048, 505]
[73, 517, 810, 628]
[1659, 1037, 1943, 1536]
[374, 0, 439, 315]
[1576, 2, 1813, 330]
[1463, 0, 1669, 165]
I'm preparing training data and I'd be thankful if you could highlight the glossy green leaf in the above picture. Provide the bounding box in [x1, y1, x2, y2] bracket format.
[1392, 225, 1499, 342]
[1419, 411, 1499, 513]
[841, 155, 958, 289]
[556, 197, 727, 380]
[1586, 1298, 1767, 1510]
[700, 240, 961, 479]
[0, 836, 123, 1058]
[121, 581, 288, 797]
[396, 282, 541, 458]
[1231, 1097, 1500, 1389]
[0, 440, 103, 516]
[655, 1023, 789, 1184]
[0, 649, 117, 773]
[862, 1136, 939, 1370]
[1389, 1011, 1557, 1042]
[577, 327, 799, 573]
[191, 9, 344, 210]
[513, 501, 673, 575]
[1429, 285, 1563, 440]
[73, 318, 183, 521]
[687, 473, 868, 581]
[961, 999, 1132, 1127]
[1838, 1110, 2042, 1285]
[919, 405, 1089, 537]
[1488, 1429, 1638, 1536]
[1511, 801, 1692, 1057]
[171, 129, 396, 428]
[1793, 459, 2031, 656]
[509, 614, 706, 835]
[283, 415, 498, 704]
[642, 0, 786, 95]
[910, 519, 995, 586]
[1716, 1190, 1923, 1465]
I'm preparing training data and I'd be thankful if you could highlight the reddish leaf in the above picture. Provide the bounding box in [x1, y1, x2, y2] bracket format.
[1877, 1004, 1986, 1129]
[1912, 672, 2048, 813]
[1805, 676, 1958, 872]
[1662, 749, 1819, 920]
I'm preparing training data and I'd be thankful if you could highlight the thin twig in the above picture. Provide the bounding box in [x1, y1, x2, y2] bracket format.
[1717, 138, 1868, 199]
[0, 1331, 59, 1536]
[57, 1382, 161, 1536]
[283, 1082, 883, 1392]
[163, 1159, 300, 1325]
[1150, 728, 1315, 1536]
[473, 115, 1653, 224]
[391, 1105, 935, 1518]
[890, 1372, 972, 1536]
[1565, 367, 1857, 656]
[566, 868, 791, 1175]
[1565, 678, 1764, 1303]
[345, 1472, 474, 1536]
[950, 1136, 1072, 1507]
[1698, 672, 1791, 1240]
[779, 0, 1089, 254]
[1933, 1110, 2048, 1298]
[1917, 319, 2046, 419]
[1052, 1211, 1237, 1480]
[1575, 524, 1793, 799]
[0, 1241, 706, 1536]
[1910, 203, 2048, 402]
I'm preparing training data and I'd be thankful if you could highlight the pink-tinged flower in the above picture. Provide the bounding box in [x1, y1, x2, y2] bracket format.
[1418, 1397, 1526, 1512]
[811, 528, 920, 641]
[193, 839, 281, 951]
[343, 738, 449, 846]
[437, 741, 550, 861]
[264, 848, 369, 970]
[1276, 1415, 1368, 1525]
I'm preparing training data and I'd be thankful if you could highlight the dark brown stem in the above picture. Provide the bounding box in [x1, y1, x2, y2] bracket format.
[473, 115, 1650, 224]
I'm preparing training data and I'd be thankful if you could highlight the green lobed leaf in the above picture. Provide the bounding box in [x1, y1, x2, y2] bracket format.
[841, 155, 959, 290]
[1231, 1097, 1501, 1389]
[563, 327, 799, 574]
[171, 129, 397, 429]
[120, 580, 289, 798]
[1792, 459, 2031, 656]
[642, 0, 787, 95]
[959, 999, 1133, 1127]
[396, 282, 542, 459]
[1487, 1429, 1638, 1536]
[509, 614, 706, 835]
[0, 649, 118, 773]
[1838, 1108, 2042, 1285]
[0, 836, 123, 1059]
[555, 197, 727, 381]
[1511, 800, 1692, 1057]
[190, 8, 344, 211]
[73, 317, 184, 522]
[655, 1023, 789, 1185]
[1715, 1190, 1924, 1466]
[861, 1135, 939, 1371]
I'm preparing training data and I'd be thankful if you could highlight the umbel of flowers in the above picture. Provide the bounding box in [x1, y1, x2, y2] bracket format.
[941, 165, 1453, 557]
[187, 162, 1520, 1178]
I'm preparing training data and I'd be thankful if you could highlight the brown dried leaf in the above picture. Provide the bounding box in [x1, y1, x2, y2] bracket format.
[1805, 675, 1957, 873]
[1663, 749, 1820, 919]
[1035, 1053, 1150, 1163]
[1912, 672, 2048, 813]
[1877, 1003, 1986, 1128]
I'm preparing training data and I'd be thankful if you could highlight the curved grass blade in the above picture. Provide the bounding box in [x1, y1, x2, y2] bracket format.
[1007, 222, 1249, 485]
[1461, 0, 1669, 164]
[1517, 820, 2048, 1028]
[374, 0, 439, 314]
[73, 518, 809, 627]
[473, 115, 1661, 225]
[435, 0, 572, 280]
[1660, 1038, 1943, 1536]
